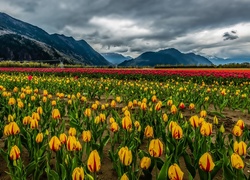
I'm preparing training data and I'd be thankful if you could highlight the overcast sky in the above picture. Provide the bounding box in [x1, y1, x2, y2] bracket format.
[1, 0, 250, 58]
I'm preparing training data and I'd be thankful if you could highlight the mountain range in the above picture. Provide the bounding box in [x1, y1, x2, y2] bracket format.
[101, 53, 132, 65]
[0, 12, 110, 65]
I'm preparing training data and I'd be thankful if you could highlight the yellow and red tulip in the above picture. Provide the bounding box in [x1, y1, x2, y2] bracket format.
[52, 109, 61, 120]
[232, 125, 243, 137]
[149, 139, 163, 157]
[36, 133, 43, 143]
[200, 122, 212, 136]
[87, 150, 101, 172]
[72, 167, 84, 180]
[172, 125, 183, 139]
[231, 153, 244, 169]
[118, 146, 133, 166]
[233, 141, 247, 156]
[82, 130, 92, 142]
[144, 125, 154, 138]
[199, 152, 215, 172]
[49, 136, 61, 151]
[168, 163, 184, 180]
[10, 145, 21, 161]
[140, 157, 151, 170]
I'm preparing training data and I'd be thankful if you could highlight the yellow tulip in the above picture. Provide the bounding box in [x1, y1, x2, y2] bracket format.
[199, 152, 215, 172]
[109, 117, 115, 124]
[84, 108, 91, 117]
[234, 141, 247, 156]
[10, 145, 21, 161]
[168, 163, 184, 180]
[30, 118, 39, 129]
[231, 153, 244, 169]
[171, 105, 177, 114]
[68, 127, 77, 136]
[120, 173, 129, 180]
[200, 122, 212, 136]
[213, 116, 218, 125]
[75, 141, 82, 151]
[67, 136, 77, 151]
[149, 139, 164, 157]
[127, 101, 133, 108]
[140, 157, 151, 170]
[151, 95, 157, 103]
[22, 116, 31, 125]
[52, 109, 61, 120]
[118, 146, 133, 166]
[110, 100, 116, 108]
[232, 125, 243, 137]
[8, 122, 20, 135]
[42, 96, 47, 103]
[59, 133, 67, 144]
[32, 112, 40, 121]
[144, 125, 154, 138]
[82, 130, 92, 142]
[169, 121, 178, 132]
[17, 101, 24, 108]
[8, 97, 16, 105]
[162, 113, 168, 122]
[116, 96, 121, 103]
[43, 90, 48, 96]
[219, 124, 225, 133]
[72, 167, 84, 180]
[236, 119, 244, 130]
[140, 102, 147, 110]
[37, 107, 43, 115]
[155, 101, 162, 111]
[122, 116, 132, 130]
[87, 150, 101, 172]
[94, 116, 100, 124]
[99, 113, 106, 122]
[51, 100, 57, 106]
[167, 99, 173, 106]
[200, 110, 207, 118]
[49, 136, 61, 151]
[110, 122, 119, 133]
[189, 115, 199, 128]
[133, 99, 138, 106]
[36, 133, 43, 143]
[189, 103, 195, 110]
[8, 114, 14, 122]
[124, 110, 130, 117]
[172, 125, 183, 139]
[179, 102, 185, 109]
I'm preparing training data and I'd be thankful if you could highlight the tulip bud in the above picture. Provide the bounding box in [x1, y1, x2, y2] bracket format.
[94, 116, 100, 124]
[236, 119, 244, 130]
[128, 101, 133, 108]
[36, 133, 43, 143]
[199, 152, 215, 172]
[219, 124, 225, 133]
[189, 103, 195, 110]
[109, 117, 115, 124]
[87, 150, 101, 172]
[110, 122, 119, 133]
[155, 101, 162, 111]
[124, 110, 130, 117]
[51, 100, 57, 106]
[168, 163, 184, 180]
[200, 122, 212, 136]
[59, 133, 67, 144]
[179, 102, 185, 109]
[144, 125, 154, 138]
[52, 109, 61, 120]
[200, 110, 207, 118]
[232, 125, 243, 137]
[8, 114, 14, 122]
[67, 136, 77, 151]
[84, 108, 91, 117]
[140, 157, 151, 170]
[167, 99, 173, 106]
[140, 102, 147, 110]
[99, 113, 106, 122]
[234, 141, 247, 156]
[122, 116, 132, 130]
[37, 107, 43, 115]
[120, 173, 129, 180]
[30, 118, 39, 129]
[172, 125, 183, 139]
[213, 116, 218, 125]
[171, 105, 177, 114]
[49, 136, 61, 151]
[116, 96, 121, 103]
[149, 139, 163, 157]
[43, 90, 48, 96]
[72, 167, 84, 180]
[118, 146, 133, 166]
[151, 95, 157, 103]
[231, 153, 244, 169]
[82, 130, 92, 142]
[10, 145, 21, 161]
[168, 121, 178, 132]
[68, 127, 77, 136]
[162, 113, 168, 122]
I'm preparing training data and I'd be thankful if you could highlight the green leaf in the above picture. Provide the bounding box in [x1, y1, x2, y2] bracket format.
[50, 170, 60, 180]
[182, 152, 196, 178]
[211, 160, 223, 178]
[222, 164, 236, 179]
[26, 161, 36, 176]
[157, 155, 172, 180]
[60, 164, 67, 180]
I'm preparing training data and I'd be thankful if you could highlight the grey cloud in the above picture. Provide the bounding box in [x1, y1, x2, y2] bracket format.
[223, 32, 239, 40]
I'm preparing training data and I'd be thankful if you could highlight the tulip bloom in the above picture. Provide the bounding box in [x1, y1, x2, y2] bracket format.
[200, 110, 207, 118]
[8, 97, 16, 105]
[110, 122, 119, 133]
[72, 167, 84, 180]
[144, 125, 154, 138]
[8, 122, 20, 135]
[140, 157, 151, 170]
[162, 113, 168, 122]
[49, 136, 61, 151]
[32, 112, 40, 121]
[189, 103, 195, 110]
[172, 125, 183, 139]
[67, 136, 77, 151]
[199, 152, 215, 172]
[51, 100, 57, 106]
[30, 118, 39, 129]
[151, 95, 157, 103]
[234, 141, 247, 156]
[236, 119, 244, 130]
[99, 113, 106, 122]
[10, 145, 21, 161]
[22, 116, 31, 125]
[84, 108, 91, 117]
[82, 130, 92, 142]
[232, 125, 243, 137]
[109, 117, 115, 124]
[168, 163, 184, 180]
[200, 122, 212, 136]
[37, 107, 43, 115]
[231, 153, 244, 169]
[189, 115, 199, 128]
[171, 105, 177, 114]
[118, 146, 133, 166]
[122, 116, 132, 130]
[169, 121, 178, 132]
[36, 133, 43, 143]
[155, 101, 162, 111]
[120, 173, 129, 180]
[140, 102, 147, 110]
[167, 99, 173, 106]
[87, 150, 101, 172]
[213, 116, 218, 124]
[59, 133, 67, 144]
[52, 109, 61, 120]
[68, 127, 77, 136]
[149, 139, 163, 157]
[75, 141, 82, 151]
[179, 102, 185, 109]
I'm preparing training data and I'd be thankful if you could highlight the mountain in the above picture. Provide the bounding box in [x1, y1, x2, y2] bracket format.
[0, 12, 110, 65]
[101, 53, 132, 64]
[119, 48, 213, 67]
[208, 56, 250, 65]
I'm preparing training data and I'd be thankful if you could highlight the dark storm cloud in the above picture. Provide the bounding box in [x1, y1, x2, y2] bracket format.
[0, 0, 250, 57]
[223, 31, 239, 40]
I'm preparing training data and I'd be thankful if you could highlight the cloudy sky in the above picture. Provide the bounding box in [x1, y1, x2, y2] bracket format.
[1, 0, 250, 58]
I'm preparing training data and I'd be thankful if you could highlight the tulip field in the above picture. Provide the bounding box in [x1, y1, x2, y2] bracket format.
[0, 67, 250, 180]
